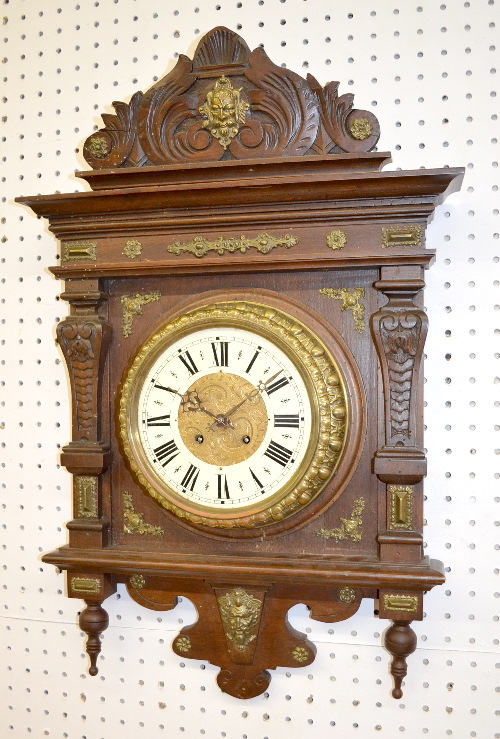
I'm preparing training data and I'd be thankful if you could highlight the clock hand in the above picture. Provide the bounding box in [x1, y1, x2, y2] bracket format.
[163, 386, 234, 428]
[212, 370, 283, 428]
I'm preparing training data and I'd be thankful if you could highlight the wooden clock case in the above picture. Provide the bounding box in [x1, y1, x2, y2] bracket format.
[18, 28, 464, 699]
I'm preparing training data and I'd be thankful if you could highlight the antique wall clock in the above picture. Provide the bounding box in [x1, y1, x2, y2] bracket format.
[18, 27, 464, 699]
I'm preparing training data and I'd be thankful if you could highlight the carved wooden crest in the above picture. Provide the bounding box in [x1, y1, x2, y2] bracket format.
[83, 26, 380, 169]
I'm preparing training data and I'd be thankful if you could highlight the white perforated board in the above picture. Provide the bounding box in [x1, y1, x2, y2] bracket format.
[1, 1, 498, 737]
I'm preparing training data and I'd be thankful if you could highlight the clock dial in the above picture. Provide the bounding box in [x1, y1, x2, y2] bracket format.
[138, 327, 311, 510]
[119, 300, 349, 532]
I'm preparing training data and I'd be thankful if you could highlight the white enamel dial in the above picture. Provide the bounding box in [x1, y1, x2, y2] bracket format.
[136, 326, 312, 511]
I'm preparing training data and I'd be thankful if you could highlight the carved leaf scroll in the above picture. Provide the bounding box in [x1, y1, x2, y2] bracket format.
[83, 91, 144, 169]
[57, 316, 111, 441]
[82, 27, 380, 168]
[371, 285, 428, 449]
[229, 47, 319, 159]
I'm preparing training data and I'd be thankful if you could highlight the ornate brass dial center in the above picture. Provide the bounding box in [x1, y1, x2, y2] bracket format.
[177, 373, 268, 466]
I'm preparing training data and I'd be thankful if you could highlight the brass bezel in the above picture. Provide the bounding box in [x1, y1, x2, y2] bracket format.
[119, 300, 348, 531]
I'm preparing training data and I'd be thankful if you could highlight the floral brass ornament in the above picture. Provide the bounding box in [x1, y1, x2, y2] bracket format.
[121, 291, 161, 338]
[326, 230, 347, 251]
[292, 646, 309, 663]
[389, 485, 413, 530]
[62, 241, 97, 261]
[338, 587, 356, 604]
[383, 594, 418, 613]
[199, 75, 250, 150]
[217, 588, 262, 651]
[317, 497, 365, 542]
[123, 492, 164, 536]
[76, 476, 98, 518]
[175, 636, 191, 653]
[123, 239, 142, 259]
[350, 117, 373, 141]
[86, 135, 109, 159]
[129, 574, 147, 590]
[320, 287, 365, 334]
[167, 232, 298, 259]
[381, 226, 422, 248]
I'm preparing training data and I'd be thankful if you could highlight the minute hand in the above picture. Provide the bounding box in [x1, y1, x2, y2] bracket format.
[221, 370, 283, 419]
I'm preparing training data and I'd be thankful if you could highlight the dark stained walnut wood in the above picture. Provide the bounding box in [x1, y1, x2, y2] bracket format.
[79, 601, 110, 676]
[17, 27, 464, 701]
[384, 621, 418, 699]
[81, 27, 380, 169]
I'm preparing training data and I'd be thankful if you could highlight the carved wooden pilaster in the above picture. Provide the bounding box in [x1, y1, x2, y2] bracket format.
[57, 286, 112, 546]
[371, 267, 427, 562]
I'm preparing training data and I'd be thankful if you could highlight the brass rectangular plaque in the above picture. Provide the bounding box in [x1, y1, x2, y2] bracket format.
[388, 485, 413, 530]
[70, 577, 101, 596]
[76, 476, 98, 518]
[62, 241, 97, 261]
[383, 594, 419, 613]
[381, 226, 422, 248]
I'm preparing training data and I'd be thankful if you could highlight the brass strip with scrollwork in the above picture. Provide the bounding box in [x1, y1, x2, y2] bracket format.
[166, 232, 298, 259]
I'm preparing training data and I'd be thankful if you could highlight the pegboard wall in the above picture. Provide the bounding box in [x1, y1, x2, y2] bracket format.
[1, 0, 498, 736]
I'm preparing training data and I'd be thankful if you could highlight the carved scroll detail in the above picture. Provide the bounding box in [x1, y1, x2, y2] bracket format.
[57, 316, 111, 441]
[371, 274, 428, 454]
[372, 308, 427, 445]
[83, 91, 144, 169]
[82, 27, 380, 168]
[382, 313, 422, 439]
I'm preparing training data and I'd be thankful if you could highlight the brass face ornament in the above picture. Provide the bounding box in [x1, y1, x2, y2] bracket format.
[199, 76, 250, 150]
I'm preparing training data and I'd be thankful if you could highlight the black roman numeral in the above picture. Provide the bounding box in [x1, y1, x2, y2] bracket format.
[178, 350, 198, 376]
[146, 414, 171, 427]
[273, 414, 300, 428]
[245, 350, 259, 374]
[249, 468, 264, 491]
[181, 464, 200, 491]
[212, 341, 229, 367]
[264, 440, 293, 467]
[217, 474, 230, 499]
[153, 440, 179, 466]
[266, 376, 290, 395]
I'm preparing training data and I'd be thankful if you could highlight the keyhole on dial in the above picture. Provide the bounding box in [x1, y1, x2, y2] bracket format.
[195, 434, 204, 444]
[242, 435, 251, 444]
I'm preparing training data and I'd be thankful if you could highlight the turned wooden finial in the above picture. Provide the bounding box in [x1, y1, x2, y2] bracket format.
[384, 620, 417, 699]
[79, 600, 109, 676]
